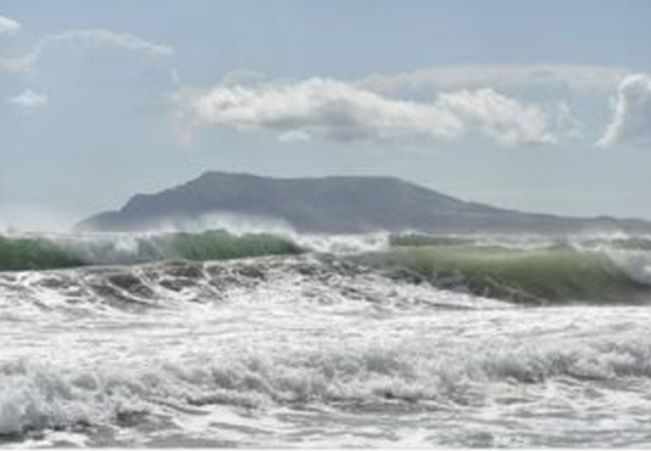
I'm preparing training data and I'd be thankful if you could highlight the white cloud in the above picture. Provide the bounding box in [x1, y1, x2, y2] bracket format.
[553, 101, 582, 139]
[358, 64, 630, 96]
[185, 77, 562, 146]
[598, 73, 651, 148]
[0, 15, 20, 35]
[190, 78, 462, 143]
[1, 28, 173, 73]
[7, 89, 48, 108]
[434, 88, 556, 145]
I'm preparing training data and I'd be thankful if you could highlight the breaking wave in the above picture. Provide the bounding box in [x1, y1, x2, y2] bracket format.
[2, 234, 651, 446]
[0, 231, 303, 271]
[1, 318, 650, 440]
[357, 243, 651, 304]
[2, 231, 651, 305]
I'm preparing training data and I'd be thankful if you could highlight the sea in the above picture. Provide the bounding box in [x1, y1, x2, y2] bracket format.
[1, 229, 651, 447]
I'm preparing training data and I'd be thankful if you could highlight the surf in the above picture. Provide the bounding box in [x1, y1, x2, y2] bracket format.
[360, 240, 651, 305]
[2, 231, 651, 306]
[0, 230, 304, 271]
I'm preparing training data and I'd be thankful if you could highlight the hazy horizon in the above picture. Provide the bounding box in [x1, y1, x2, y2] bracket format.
[4, 168, 651, 233]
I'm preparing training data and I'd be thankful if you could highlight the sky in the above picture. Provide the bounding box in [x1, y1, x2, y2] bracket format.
[1, 0, 650, 230]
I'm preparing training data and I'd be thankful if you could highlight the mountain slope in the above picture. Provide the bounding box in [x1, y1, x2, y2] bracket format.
[76, 171, 651, 235]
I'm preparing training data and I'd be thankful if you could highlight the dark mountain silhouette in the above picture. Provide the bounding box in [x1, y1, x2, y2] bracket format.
[76, 171, 651, 235]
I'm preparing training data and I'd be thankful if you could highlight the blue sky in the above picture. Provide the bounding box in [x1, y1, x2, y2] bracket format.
[1, 0, 650, 230]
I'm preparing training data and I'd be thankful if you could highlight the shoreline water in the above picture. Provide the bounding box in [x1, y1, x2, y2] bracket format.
[1, 232, 651, 447]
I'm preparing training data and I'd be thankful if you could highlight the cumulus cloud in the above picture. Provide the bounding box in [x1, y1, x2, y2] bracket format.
[0, 15, 20, 35]
[435, 88, 556, 145]
[189, 78, 461, 143]
[0, 28, 173, 73]
[358, 64, 629, 97]
[7, 89, 48, 108]
[597, 74, 651, 148]
[184, 77, 562, 146]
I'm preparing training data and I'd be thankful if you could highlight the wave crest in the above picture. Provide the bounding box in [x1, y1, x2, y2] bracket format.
[358, 244, 651, 304]
[0, 231, 303, 271]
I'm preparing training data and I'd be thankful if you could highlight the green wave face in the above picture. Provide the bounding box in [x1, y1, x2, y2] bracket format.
[0, 236, 86, 271]
[356, 245, 651, 305]
[3, 231, 651, 306]
[388, 234, 473, 247]
[153, 230, 304, 261]
[0, 231, 304, 271]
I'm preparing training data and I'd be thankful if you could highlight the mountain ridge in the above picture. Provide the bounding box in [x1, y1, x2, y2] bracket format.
[76, 171, 651, 235]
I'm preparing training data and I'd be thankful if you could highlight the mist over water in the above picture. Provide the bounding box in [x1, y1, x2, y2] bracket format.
[1, 227, 651, 447]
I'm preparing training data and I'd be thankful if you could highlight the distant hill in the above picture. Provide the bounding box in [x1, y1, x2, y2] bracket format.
[76, 171, 651, 235]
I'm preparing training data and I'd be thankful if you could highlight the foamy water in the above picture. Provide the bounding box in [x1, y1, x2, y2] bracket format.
[1, 250, 651, 447]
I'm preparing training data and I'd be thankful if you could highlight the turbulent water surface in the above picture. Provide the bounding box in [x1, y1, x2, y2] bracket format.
[1, 231, 651, 447]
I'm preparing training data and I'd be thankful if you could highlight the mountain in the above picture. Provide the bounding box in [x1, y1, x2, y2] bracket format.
[76, 171, 651, 235]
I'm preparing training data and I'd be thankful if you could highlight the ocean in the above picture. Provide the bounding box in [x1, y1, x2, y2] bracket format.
[1, 230, 651, 447]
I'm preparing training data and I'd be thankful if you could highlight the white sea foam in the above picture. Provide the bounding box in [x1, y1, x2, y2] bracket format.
[2, 237, 651, 446]
[1, 302, 651, 447]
